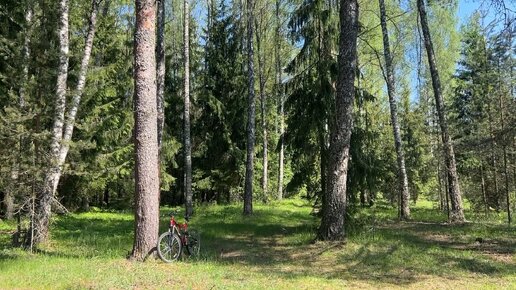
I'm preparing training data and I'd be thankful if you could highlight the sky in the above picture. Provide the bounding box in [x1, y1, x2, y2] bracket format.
[457, 0, 515, 28]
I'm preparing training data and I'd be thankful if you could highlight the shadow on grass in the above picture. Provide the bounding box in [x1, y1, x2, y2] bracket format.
[189, 205, 515, 286]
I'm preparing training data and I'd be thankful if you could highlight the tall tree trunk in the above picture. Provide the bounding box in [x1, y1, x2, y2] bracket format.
[417, 0, 465, 223]
[183, 0, 193, 218]
[378, 0, 410, 219]
[275, 0, 284, 200]
[243, 0, 256, 215]
[318, 0, 358, 240]
[31, 0, 70, 245]
[255, 15, 267, 197]
[130, 0, 160, 261]
[156, 0, 165, 149]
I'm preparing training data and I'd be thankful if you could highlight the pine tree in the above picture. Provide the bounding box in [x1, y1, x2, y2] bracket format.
[318, 0, 359, 240]
[130, 0, 160, 261]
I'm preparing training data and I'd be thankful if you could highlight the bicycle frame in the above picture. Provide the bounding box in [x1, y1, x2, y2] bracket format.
[168, 214, 189, 246]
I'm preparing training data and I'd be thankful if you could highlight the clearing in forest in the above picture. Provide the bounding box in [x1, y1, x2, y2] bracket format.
[0, 198, 514, 289]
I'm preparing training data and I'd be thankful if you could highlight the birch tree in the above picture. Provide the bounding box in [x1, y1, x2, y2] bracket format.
[183, 0, 193, 218]
[31, 0, 100, 245]
[378, 0, 410, 219]
[417, 0, 465, 223]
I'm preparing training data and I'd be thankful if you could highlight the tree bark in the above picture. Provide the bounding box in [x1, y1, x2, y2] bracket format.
[417, 0, 465, 223]
[378, 0, 410, 219]
[183, 0, 193, 218]
[130, 0, 160, 261]
[256, 14, 268, 197]
[480, 165, 488, 215]
[499, 85, 511, 224]
[31, 0, 70, 245]
[156, 0, 165, 149]
[318, 0, 358, 240]
[275, 0, 284, 200]
[31, 0, 100, 246]
[243, 0, 256, 215]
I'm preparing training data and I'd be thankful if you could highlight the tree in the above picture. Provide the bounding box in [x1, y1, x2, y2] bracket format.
[130, 0, 160, 261]
[275, 0, 284, 200]
[318, 0, 359, 240]
[156, 0, 165, 149]
[417, 0, 465, 223]
[183, 0, 193, 218]
[255, 2, 268, 197]
[31, 0, 100, 245]
[243, 0, 256, 215]
[378, 0, 410, 219]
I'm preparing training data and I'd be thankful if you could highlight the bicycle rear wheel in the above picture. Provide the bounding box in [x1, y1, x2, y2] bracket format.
[186, 230, 200, 257]
[157, 231, 181, 262]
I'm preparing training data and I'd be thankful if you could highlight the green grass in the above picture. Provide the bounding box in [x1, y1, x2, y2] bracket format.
[0, 198, 514, 289]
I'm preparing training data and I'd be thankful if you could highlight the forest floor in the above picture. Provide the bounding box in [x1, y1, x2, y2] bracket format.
[0, 198, 514, 289]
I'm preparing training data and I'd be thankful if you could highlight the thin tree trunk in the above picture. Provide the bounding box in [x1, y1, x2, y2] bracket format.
[379, 0, 410, 219]
[437, 156, 444, 211]
[481, 164, 488, 215]
[318, 0, 358, 240]
[243, 0, 256, 215]
[156, 0, 165, 149]
[499, 87, 511, 224]
[417, 0, 465, 223]
[4, 3, 33, 220]
[183, 0, 193, 218]
[487, 101, 500, 206]
[255, 14, 268, 197]
[276, 0, 284, 200]
[130, 0, 160, 261]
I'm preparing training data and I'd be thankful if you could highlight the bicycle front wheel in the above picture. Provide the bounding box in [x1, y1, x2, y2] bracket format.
[157, 231, 182, 263]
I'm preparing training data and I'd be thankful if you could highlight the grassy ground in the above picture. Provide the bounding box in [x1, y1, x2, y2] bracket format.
[0, 198, 514, 289]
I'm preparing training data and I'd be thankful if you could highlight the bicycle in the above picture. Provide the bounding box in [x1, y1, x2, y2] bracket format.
[157, 212, 200, 263]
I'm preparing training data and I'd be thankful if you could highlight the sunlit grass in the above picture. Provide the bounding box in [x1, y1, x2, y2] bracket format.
[0, 197, 514, 289]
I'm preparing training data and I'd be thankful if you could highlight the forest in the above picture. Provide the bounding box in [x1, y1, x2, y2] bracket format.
[0, 0, 515, 288]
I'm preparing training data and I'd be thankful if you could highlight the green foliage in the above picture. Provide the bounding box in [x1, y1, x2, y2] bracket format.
[451, 13, 515, 213]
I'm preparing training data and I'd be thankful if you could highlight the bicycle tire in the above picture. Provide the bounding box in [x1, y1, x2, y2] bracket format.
[186, 230, 200, 257]
[157, 231, 182, 263]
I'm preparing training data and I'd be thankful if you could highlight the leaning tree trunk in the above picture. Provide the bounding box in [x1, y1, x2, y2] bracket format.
[130, 0, 160, 261]
[183, 0, 193, 218]
[31, 0, 70, 245]
[31, 0, 100, 246]
[59, 0, 100, 170]
[275, 0, 284, 200]
[156, 0, 165, 149]
[243, 0, 256, 215]
[318, 0, 358, 240]
[378, 0, 410, 219]
[417, 0, 465, 223]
